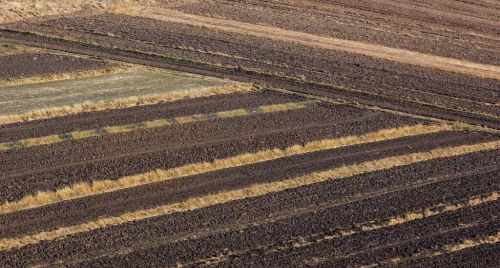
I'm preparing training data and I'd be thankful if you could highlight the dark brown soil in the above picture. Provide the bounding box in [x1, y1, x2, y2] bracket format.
[173, 0, 500, 65]
[0, 90, 303, 142]
[0, 130, 493, 237]
[0, 52, 109, 80]
[0, 149, 497, 267]
[2, 14, 498, 128]
[0, 2, 498, 266]
[0, 105, 420, 202]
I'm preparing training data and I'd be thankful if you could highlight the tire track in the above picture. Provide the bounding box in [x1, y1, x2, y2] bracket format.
[0, 140, 497, 251]
[0, 100, 316, 152]
[34, 163, 498, 267]
[113, 7, 500, 80]
[178, 191, 499, 267]
[364, 232, 500, 267]
[0, 124, 446, 214]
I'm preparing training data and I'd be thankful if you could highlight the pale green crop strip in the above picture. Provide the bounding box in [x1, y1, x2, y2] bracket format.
[0, 100, 316, 152]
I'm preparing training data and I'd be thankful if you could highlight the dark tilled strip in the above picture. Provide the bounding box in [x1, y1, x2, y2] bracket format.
[0, 104, 371, 174]
[74, 209, 500, 268]
[311, 214, 500, 268]
[0, 130, 492, 237]
[0, 100, 316, 152]
[75, 181, 500, 268]
[4, 164, 496, 267]
[0, 108, 421, 202]
[0, 52, 109, 80]
[176, 0, 500, 64]
[1, 29, 497, 128]
[0, 90, 303, 142]
[402, 243, 500, 268]
[17, 14, 499, 102]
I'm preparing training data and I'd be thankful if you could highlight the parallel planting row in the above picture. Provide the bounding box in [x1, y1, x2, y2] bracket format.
[1, 1, 499, 266]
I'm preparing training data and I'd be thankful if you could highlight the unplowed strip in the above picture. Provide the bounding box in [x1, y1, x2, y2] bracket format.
[0, 83, 254, 125]
[21, 159, 498, 267]
[0, 124, 447, 214]
[113, 7, 500, 79]
[0, 131, 494, 238]
[0, 63, 130, 88]
[0, 42, 35, 56]
[179, 192, 499, 267]
[0, 140, 497, 251]
[0, 100, 315, 152]
[0, 90, 302, 142]
[365, 232, 500, 267]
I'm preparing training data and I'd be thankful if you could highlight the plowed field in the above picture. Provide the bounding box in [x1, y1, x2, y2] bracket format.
[0, 1, 498, 267]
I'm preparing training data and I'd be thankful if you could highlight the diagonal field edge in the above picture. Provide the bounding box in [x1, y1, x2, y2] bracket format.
[0, 83, 254, 125]
[0, 139, 498, 251]
[0, 100, 316, 152]
[112, 7, 500, 80]
[0, 124, 450, 215]
[179, 191, 499, 267]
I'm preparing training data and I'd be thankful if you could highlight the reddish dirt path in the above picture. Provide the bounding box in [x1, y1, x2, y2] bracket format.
[114, 7, 500, 80]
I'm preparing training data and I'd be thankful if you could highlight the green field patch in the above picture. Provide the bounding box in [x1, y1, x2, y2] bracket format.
[0, 66, 233, 119]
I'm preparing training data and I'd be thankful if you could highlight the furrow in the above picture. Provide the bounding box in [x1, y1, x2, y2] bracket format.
[0, 139, 497, 251]
[0, 100, 315, 152]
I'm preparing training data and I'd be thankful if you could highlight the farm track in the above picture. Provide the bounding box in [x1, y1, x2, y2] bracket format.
[0, 1, 499, 266]
[1, 31, 498, 128]
[175, 1, 500, 64]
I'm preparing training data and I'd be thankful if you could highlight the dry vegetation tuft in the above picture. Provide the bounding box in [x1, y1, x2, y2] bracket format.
[0, 65, 131, 88]
[0, 140, 497, 251]
[0, 101, 314, 152]
[0, 0, 156, 24]
[0, 124, 450, 214]
[369, 228, 500, 267]
[182, 191, 499, 267]
[0, 83, 255, 125]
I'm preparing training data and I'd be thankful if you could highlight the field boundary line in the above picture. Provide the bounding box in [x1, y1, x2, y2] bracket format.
[2, 30, 498, 131]
[0, 139, 497, 251]
[363, 232, 500, 267]
[0, 100, 316, 152]
[0, 83, 254, 125]
[41, 175, 499, 266]
[180, 191, 499, 267]
[270, 87, 500, 135]
[0, 124, 450, 214]
[0, 64, 132, 88]
[113, 7, 500, 80]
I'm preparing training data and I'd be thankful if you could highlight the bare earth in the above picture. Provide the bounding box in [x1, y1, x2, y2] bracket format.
[0, 0, 499, 267]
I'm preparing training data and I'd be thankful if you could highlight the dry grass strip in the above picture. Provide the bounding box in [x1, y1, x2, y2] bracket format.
[364, 231, 500, 267]
[0, 100, 315, 152]
[183, 191, 499, 266]
[0, 124, 450, 215]
[0, 65, 132, 88]
[0, 83, 255, 125]
[0, 139, 497, 251]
